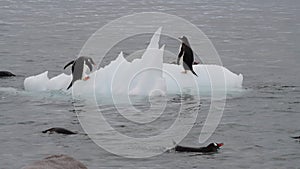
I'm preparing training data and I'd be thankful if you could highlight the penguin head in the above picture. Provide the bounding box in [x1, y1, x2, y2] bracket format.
[209, 142, 224, 149]
[84, 57, 96, 66]
[86, 57, 95, 65]
[82, 56, 96, 72]
[178, 36, 190, 47]
[178, 36, 187, 41]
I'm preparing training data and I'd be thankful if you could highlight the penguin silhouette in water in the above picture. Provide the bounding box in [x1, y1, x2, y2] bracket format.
[175, 142, 224, 153]
[0, 71, 15, 77]
[42, 127, 77, 135]
[177, 36, 198, 76]
[64, 56, 96, 90]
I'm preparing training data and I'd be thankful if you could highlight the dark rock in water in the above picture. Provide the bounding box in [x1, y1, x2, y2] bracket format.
[22, 154, 88, 169]
[42, 127, 77, 135]
[291, 136, 300, 139]
[0, 71, 15, 77]
[174, 142, 224, 153]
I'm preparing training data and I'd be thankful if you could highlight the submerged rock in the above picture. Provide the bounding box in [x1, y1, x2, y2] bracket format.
[22, 154, 87, 169]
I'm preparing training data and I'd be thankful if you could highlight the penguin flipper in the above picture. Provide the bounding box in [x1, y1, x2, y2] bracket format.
[64, 60, 75, 69]
[67, 82, 73, 90]
[191, 69, 198, 77]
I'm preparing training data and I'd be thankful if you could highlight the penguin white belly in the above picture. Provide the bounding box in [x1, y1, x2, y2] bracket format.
[179, 52, 184, 65]
[82, 61, 90, 79]
[178, 44, 184, 66]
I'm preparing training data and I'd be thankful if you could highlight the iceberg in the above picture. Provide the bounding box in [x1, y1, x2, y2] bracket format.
[24, 28, 243, 98]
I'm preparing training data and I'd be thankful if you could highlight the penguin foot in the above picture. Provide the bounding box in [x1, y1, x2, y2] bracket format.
[83, 76, 90, 81]
[181, 70, 187, 74]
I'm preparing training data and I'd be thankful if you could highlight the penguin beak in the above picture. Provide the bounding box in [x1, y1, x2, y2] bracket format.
[217, 143, 224, 148]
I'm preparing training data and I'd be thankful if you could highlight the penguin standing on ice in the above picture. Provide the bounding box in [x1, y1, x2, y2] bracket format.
[64, 56, 96, 90]
[177, 36, 198, 76]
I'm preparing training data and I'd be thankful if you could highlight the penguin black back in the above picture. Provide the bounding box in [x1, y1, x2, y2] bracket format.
[42, 127, 77, 135]
[0, 71, 15, 77]
[174, 142, 223, 153]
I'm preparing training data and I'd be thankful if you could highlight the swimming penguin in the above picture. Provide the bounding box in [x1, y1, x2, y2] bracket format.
[174, 142, 224, 153]
[177, 36, 198, 76]
[64, 56, 95, 90]
[42, 127, 77, 135]
[0, 71, 15, 77]
[291, 136, 300, 140]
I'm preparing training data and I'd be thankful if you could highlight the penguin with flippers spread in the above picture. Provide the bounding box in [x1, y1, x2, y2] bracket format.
[64, 56, 95, 90]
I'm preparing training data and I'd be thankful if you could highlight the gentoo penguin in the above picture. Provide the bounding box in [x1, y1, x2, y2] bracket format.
[42, 127, 77, 135]
[0, 71, 15, 77]
[174, 142, 224, 153]
[177, 36, 198, 76]
[64, 56, 95, 90]
[291, 136, 300, 140]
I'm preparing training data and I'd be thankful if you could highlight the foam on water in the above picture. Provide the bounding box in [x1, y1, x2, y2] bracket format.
[24, 28, 243, 98]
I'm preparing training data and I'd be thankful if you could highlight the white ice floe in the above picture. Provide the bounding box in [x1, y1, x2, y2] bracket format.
[24, 28, 243, 98]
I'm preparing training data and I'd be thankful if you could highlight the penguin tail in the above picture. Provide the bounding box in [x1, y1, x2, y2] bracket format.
[191, 69, 198, 77]
[67, 82, 73, 90]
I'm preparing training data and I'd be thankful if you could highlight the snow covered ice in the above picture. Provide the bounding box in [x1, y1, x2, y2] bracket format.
[24, 28, 243, 98]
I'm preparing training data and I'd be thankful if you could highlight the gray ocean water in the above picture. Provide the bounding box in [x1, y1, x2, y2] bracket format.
[0, 0, 300, 168]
